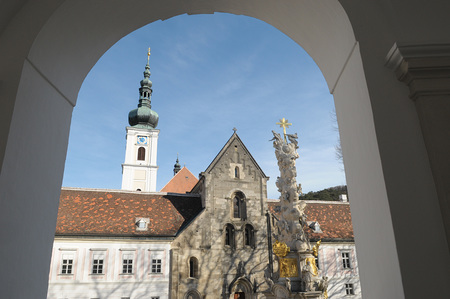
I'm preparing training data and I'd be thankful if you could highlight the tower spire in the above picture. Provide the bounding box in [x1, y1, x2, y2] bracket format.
[128, 48, 159, 129]
[173, 154, 181, 176]
[122, 48, 160, 192]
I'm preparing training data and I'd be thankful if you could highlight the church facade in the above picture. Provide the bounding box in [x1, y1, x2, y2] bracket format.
[170, 132, 272, 299]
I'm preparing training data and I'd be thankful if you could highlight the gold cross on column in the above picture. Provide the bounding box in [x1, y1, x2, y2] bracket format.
[147, 47, 151, 64]
[276, 118, 292, 142]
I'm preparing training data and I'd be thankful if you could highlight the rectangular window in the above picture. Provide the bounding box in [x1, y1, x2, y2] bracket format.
[151, 259, 162, 273]
[61, 254, 73, 274]
[342, 251, 351, 269]
[122, 254, 133, 274]
[345, 283, 354, 295]
[92, 254, 104, 274]
[315, 253, 320, 269]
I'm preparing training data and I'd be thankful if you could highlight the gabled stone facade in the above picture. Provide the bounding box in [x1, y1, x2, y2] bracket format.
[170, 132, 271, 299]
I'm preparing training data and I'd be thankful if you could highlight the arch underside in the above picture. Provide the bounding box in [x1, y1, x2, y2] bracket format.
[27, 0, 356, 105]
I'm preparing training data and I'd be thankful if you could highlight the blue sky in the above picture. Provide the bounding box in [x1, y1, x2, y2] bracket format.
[62, 13, 346, 199]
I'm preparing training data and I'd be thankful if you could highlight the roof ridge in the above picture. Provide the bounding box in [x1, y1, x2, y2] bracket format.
[61, 186, 168, 195]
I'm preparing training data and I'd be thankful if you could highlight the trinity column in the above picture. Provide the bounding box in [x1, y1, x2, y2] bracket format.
[267, 118, 328, 298]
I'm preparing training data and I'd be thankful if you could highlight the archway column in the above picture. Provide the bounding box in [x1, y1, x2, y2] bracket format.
[386, 43, 450, 251]
[0, 60, 74, 298]
[332, 44, 406, 299]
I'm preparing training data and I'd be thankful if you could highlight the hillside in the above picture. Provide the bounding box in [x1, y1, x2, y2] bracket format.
[299, 185, 348, 201]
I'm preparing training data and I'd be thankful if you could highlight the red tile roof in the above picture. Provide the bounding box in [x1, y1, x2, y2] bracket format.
[56, 188, 203, 237]
[268, 200, 354, 241]
[160, 167, 198, 193]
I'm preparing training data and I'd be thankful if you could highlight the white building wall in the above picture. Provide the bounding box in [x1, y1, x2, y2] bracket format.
[317, 243, 361, 299]
[47, 239, 170, 299]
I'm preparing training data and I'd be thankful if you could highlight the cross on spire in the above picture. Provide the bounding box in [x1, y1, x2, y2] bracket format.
[147, 47, 151, 64]
[276, 118, 292, 142]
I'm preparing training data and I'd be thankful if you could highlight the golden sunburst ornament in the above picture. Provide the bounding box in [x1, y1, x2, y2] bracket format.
[273, 240, 290, 258]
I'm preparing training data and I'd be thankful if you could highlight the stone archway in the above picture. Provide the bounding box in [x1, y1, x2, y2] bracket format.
[184, 289, 202, 299]
[229, 277, 254, 299]
[1, 1, 450, 299]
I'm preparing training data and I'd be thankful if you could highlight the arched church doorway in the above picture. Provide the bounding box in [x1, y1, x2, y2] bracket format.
[2, 1, 449, 299]
[229, 277, 253, 299]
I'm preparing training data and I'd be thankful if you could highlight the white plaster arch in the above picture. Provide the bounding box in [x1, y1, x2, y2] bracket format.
[1, 1, 450, 299]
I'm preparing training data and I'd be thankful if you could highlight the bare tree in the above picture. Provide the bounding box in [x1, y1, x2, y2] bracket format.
[331, 109, 344, 168]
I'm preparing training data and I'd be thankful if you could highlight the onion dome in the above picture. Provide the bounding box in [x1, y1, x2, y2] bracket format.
[128, 48, 159, 129]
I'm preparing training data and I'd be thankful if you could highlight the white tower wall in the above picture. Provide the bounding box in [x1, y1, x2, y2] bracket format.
[122, 127, 159, 192]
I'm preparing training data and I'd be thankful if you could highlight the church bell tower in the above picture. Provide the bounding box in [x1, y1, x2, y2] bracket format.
[121, 48, 159, 192]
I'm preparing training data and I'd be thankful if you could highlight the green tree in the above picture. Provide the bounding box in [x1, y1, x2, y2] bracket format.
[299, 185, 347, 201]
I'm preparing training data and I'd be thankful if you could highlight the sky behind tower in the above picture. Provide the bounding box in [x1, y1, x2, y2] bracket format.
[62, 13, 346, 199]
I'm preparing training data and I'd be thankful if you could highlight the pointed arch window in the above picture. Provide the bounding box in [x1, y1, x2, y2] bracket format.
[225, 224, 235, 249]
[137, 147, 145, 161]
[244, 224, 255, 248]
[235, 166, 240, 178]
[232, 192, 247, 220]
[189, 257, 198, 278]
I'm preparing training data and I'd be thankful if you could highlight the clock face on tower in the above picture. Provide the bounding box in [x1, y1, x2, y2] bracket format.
[137, 136, 148, 145]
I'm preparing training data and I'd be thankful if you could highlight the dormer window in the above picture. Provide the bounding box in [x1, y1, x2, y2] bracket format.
[135, 218, 149, 231]
[308, 221, 322, 233]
